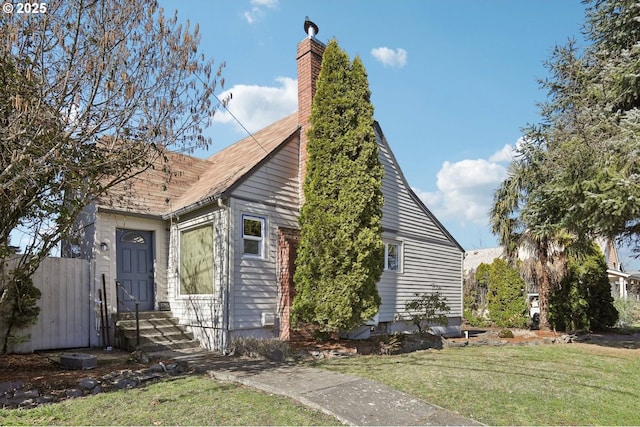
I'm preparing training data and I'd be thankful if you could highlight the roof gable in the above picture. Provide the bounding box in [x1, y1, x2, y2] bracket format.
[97, 150, 211, 217]
[165, 113, 300, 216]
[375, 122, 464, 252]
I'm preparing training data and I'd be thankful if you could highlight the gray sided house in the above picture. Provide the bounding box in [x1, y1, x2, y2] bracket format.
[71, 22, 464, 352]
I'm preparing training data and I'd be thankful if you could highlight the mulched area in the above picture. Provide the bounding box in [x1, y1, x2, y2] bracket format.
[1, 328, 638, 399]
[0, 350, 147, 392]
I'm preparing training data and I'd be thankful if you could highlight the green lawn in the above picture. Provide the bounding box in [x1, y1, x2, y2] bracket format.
[2, 342, 638, 426]
[316, 343, 640, 426]
[0, 376, 340, 426]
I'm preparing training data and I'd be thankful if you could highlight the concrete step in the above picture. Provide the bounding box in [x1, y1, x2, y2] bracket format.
[135, 339, 203, 353]
[118, 326, 194, 341]
[117, 311, 174, 321]
[114, 311, 202, 352]
[123, 333, 197, 347]
[116, 318, 187, 330]
[121, 336, 202, 353]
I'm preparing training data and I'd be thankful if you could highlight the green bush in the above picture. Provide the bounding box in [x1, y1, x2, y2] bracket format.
[613, 297, 640, 327]
[463, 307, 489, 327]
[549, 244, 618, 332]
[486, 259, 528, 328]
[498, 328, 514, 338]
[0, 272, 41, 353]
[463, 264, 489, 323]
[404, 290, 450, 335]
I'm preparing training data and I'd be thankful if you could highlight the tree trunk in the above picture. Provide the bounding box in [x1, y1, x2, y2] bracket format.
[538, 241, 551, 330]
[2, 306, 17, 354]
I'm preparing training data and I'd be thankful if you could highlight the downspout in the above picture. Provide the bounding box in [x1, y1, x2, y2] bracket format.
[218, 197, 231, 352]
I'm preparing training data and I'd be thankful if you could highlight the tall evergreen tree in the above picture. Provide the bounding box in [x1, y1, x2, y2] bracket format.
[520, 0, 640, 248]
[492, 0, 640, 330]
[291, 39, 384, 333]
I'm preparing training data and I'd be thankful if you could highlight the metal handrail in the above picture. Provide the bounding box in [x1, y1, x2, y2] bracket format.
[114, 280, 141, 348]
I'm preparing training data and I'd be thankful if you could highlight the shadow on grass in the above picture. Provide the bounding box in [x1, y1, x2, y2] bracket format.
[577, 328, 640, 350]
[316, 340, 640, 400]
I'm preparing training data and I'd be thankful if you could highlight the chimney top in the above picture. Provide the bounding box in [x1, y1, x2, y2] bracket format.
[304, 17, 319, 39]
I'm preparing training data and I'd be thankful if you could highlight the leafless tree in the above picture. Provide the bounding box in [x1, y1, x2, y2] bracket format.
[0, 0, 225, 351]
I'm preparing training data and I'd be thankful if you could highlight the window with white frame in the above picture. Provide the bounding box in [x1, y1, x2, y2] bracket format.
[180, 224, 214, 295]
[242, 215, 265, 257]
[384, 240, 402, 272]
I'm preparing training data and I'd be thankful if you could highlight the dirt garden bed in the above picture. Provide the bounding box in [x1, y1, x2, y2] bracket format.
[1, 328, 638, 404]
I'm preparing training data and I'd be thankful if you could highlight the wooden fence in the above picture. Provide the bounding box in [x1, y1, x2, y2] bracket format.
[0, 257, 92, 353]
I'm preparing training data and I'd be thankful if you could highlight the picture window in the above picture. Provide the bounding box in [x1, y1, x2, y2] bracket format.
[179, 224, 214, 295]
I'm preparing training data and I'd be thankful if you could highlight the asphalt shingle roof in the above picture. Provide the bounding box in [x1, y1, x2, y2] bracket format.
[97, 150, 211, 217]
[98, 113, 300, 218]
[167, 113, 299, 216]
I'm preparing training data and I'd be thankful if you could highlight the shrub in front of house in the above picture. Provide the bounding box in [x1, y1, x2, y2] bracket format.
[498, 328, 514, 338]
[404, 290, 450, 335]
[228, 336, 291, 361]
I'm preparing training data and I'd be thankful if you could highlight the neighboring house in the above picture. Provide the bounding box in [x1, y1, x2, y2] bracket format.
[598, 238, 640, 300]
[68, 21, 465, 351]
[463, 248, 505, 277]
[464, 239, 640, 302]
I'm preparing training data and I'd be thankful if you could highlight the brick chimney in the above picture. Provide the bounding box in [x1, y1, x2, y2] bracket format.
[297, 18, 325, 204]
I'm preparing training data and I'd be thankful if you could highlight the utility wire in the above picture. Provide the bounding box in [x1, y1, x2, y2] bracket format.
[175, 75, 271, 157]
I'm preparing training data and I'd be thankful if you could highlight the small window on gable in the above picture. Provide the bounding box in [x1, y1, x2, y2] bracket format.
[242, 215, 265, 257]
[384, 241, 402, 272]
[121, 231, 146, 244]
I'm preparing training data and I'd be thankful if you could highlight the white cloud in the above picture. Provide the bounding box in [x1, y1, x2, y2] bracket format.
[251, 0, 278, 6]
[243, 0, 278, 24]
[243, 9, 259, 24]
[371, 47, 408, 68]
[213, 77, 297, 133]
[414, 156, 509, 227]
[489, 143, 515, 163]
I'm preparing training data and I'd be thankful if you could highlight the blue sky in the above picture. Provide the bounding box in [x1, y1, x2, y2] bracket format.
[12, 0, 633, 270]
[158, 0, 640, 270]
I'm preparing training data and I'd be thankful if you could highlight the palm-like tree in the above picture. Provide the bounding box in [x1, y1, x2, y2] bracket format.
[490, 140, 569, 330]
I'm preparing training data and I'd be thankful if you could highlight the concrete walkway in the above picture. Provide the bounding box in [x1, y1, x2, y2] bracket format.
[162, 350, 483, 426]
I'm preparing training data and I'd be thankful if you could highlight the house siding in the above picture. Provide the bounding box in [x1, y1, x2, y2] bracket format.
[376, 127, 463, 334]
[228, 199, 299, 335]
[229, 135, 300, 211]
[378, 134, 452, 244]
[227, 140, 300, 337]
[61, 203, 97, 259]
